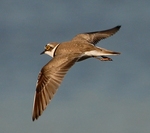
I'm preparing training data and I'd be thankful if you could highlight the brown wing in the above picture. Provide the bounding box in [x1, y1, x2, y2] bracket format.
[32, 54, 79, 121]
[72, 25, 121, 45]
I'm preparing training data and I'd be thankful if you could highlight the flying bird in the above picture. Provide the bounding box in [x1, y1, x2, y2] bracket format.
[32, 25, 121, 121]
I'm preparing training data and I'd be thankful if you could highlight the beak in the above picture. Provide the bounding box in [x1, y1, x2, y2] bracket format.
[40, 50, 45, 55]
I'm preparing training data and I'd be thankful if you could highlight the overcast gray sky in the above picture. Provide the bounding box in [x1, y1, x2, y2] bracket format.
[1, 0, 150, 133]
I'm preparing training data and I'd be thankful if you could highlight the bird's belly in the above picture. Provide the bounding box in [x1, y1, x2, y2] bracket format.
[84, 50, 101, 56]
[77, 50, 98, 62]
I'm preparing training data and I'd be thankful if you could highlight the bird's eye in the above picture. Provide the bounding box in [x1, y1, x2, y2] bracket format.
[45, 44, 52, 51]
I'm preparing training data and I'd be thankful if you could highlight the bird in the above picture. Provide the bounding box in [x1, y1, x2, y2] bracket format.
[32, 25, 121, 121]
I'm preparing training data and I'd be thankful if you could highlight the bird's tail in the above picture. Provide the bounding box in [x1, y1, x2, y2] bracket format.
[96, 47, 120, 56]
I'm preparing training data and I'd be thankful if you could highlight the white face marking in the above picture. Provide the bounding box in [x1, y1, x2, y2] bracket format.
[45, 50, 54, 57]
[44, 43, 60, 57]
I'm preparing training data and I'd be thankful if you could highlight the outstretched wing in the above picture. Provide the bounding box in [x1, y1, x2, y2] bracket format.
[32, 54, 79, 121]
[72, 25, 121, 45]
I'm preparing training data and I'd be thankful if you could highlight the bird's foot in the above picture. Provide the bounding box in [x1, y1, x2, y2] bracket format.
[94, 56, 113, 61]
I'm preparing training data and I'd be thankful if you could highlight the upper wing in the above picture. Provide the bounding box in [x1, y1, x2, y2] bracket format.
[32, 54, 79, 121]
[72, 25, 121, 45]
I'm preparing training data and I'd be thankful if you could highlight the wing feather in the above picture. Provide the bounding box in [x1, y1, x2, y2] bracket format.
[32, 55, 79, 121]
[72, 25, 121, 45]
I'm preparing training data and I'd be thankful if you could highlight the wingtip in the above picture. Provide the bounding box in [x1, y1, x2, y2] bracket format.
[32, 118, 35, 121]
[116, 25, 121, 29]
[32, 114, 36, 121]
[32, 115, 38, 121]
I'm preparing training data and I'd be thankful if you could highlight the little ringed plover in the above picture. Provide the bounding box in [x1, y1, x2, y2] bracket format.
[32, 25, 121, 121]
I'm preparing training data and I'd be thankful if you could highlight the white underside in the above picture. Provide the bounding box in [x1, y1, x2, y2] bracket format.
[84, 50, 113, 56]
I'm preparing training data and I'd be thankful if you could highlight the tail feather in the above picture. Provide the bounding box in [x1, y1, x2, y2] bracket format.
[98, 47, 120, 55]
[84, 47, 120, 57]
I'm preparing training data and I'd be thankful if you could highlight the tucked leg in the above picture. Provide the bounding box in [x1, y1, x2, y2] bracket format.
[94, 56, 113, 61]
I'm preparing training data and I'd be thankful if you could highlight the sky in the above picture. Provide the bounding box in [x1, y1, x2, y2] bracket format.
[0, 0, 150, 133]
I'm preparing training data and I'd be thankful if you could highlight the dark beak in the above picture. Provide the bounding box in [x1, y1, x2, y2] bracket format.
[40, 50, 45, 55]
